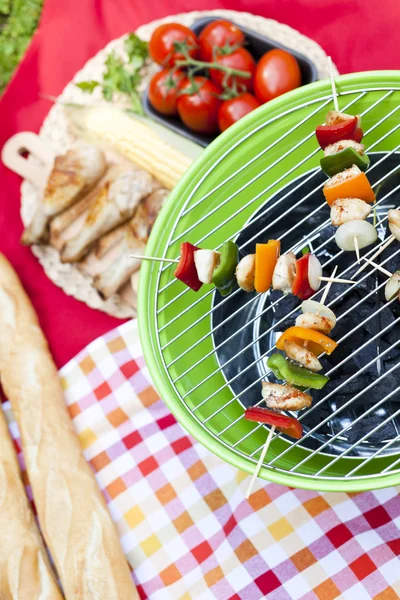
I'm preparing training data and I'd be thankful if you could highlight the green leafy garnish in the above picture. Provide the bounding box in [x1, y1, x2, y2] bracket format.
[0, 0, 43, 95]
[76, 33, 148, 114]
[76, 80, 99, 93]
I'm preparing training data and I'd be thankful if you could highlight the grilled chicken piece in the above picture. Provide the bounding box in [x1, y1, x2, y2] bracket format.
[284, 340, 322, 372]
[388, 209, 400, 241]
[272, 252, 296, 294]
[93, 188, 168, 298]
[330, 197, 371, 227]
[94, 181, 163, 259]
[236, 254, 255, 292]
[21, 142, 106, 245]
[262, 382, 312, 411]
[324, 139, 365, 156]
[295, 313, 334, 335]
[325, 110, 357, 126]
[49, 168, 113, 245]
[49, 194, 93, 249]
[60, 166, 154, 263]
[95, 226, 128, 259]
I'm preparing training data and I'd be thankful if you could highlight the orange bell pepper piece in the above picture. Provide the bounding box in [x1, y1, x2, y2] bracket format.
[323, 171, 375, 207]
[254, 240, 281, 293]
[276, 326, 338, 356]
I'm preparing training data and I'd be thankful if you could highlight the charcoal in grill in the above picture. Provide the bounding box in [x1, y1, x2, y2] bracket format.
[213, 153, 400, 458]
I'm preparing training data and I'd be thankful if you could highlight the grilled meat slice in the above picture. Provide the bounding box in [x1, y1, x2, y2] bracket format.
[21, 142, 106, 245]
[93, 188, 168, 298]
[60, 166, 154, 263]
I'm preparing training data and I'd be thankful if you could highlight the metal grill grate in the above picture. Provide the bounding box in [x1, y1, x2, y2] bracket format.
[145, 82, 400, 489]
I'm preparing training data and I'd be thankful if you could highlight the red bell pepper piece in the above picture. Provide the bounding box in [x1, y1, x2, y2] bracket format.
[245, 407, 303, 439]
[315, 115, 359, 149]
[174, 242, 203, 291]
[292, 253, 314, 300]
[352, 126, 364, 143]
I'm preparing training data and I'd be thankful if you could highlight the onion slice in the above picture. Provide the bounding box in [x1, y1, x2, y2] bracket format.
[308, 254, 322, 291]
[301, 299, 337, 327]
[335, 220, 377, 251]
[385, 271, 400, 301]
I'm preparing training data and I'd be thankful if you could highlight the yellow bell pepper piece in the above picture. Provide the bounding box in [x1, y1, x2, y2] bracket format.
[276, 326, 338, 356]
[323, 169, 375, 207]
[254, 240, 281, 293]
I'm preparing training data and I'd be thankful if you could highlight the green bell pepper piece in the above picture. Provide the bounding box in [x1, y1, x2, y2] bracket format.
[212, 240, 239, 296]
[267, 353, 329, 390]
[320, 147, 370, 177]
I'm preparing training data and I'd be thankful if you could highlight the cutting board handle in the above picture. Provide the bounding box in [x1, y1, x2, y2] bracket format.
[1, 132, 53, 188]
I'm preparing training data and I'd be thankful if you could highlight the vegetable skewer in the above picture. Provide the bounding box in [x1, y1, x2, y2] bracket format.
[133, 244, 354, 299]
[243, 57, 372, 495]
[244, 267, 339, 498]
[318, 58, 379, 263]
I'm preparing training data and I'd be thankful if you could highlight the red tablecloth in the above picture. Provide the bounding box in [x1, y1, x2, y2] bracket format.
[1, 0, 399, 368]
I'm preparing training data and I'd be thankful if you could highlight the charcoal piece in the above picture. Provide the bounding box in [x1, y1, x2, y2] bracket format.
[381, 336, 400, 360]
[353, 343, 380, 372]
[381, 240, 400, 273]
[301, 403, 332, 432]
[319, 225, 339, 254]
[315, 374, 376, 407]
[339, 374, 376, 398]
[269, 291, 300, 323]
[346, 416, 397, 445]
[313, 376, 351, 400]
[369, 373, 400, 403]
[364, 306, 396, 337]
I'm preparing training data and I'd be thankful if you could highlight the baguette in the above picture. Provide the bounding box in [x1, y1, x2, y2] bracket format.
[0, 406, 63, 599]
[0, 254, 138, 600]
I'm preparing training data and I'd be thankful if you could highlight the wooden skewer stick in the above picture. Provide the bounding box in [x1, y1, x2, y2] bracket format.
[328, 56, 339, 112]
[354, 235, 395, 276]
[319, 276, 356, 284]
[353, 236, 361, 263]
[245, 425, 276, 499]
[362, 257, 392, 278]
[319, 265, 338, 306]
[130, 254, 179, 264]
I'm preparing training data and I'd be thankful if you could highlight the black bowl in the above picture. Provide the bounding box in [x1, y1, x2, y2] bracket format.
[143, 16, 318, 147]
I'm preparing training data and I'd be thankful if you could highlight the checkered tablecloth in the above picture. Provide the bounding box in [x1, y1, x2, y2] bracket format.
[3, 319, 400, 599]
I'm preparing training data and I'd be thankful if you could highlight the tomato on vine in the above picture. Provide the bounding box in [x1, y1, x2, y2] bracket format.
[177, 76, 222, 134]
[198, 20, 245, 62]
[254, 49, 301, 103]
[210, 47, 256, 93]
[218, 93, 260, 132]
[148, 69, 184, 115]
[149, 23, 199, 67]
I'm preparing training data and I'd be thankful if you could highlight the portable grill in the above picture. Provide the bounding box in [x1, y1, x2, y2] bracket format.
[139, 71, 400, 492]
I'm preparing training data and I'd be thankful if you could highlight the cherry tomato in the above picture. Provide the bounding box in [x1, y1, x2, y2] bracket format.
[149, 23, 198, 67]
[254, 49, 301, 103]
[198, 20, 245, 62]
[210, 47, 256, 93]
[177, 77, 221, 135]
[218, 93, 260, 132]
[148, 69, 184, 116]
